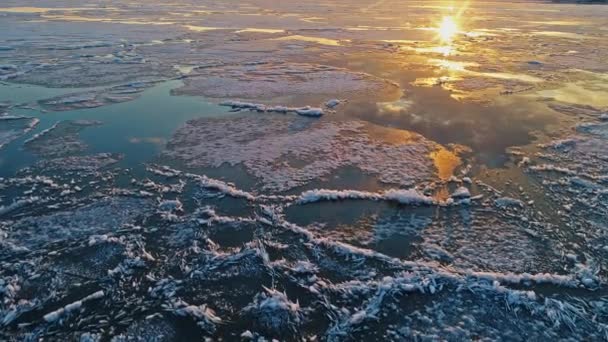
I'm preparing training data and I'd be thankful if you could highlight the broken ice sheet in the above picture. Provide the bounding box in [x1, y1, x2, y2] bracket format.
[284, 195, 562, 274]
[523, 120, 608, 263]
[0, 116, 38, 150]
[1, 197, 153, 253]
[24, 120, 101, 157]
[1, 0, 608, 340]
[7, 59, 178, 89]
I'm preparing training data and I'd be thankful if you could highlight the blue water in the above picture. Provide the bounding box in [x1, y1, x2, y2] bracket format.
[0, 80, 234, 176]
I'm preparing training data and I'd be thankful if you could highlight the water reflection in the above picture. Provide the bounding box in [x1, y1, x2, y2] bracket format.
[414, 45, 454, 56]
[419, 11, 544, 91]
[343, 91, 558, 167]
[438, 16, 458, 43]
[428, 1, 468, 56]
[235, 28, 285, 34]
[429, 58, 479, 72]
[428, 57, 544, 84]
[430, 148, 462, 181]
[0, 7, 118, 13]
[534, 81, 608, 108]
[272, 35, 345, 46]
[41, 14, 175, 25]
[376, 99, 413, 114]
[184, 25, 223, 31]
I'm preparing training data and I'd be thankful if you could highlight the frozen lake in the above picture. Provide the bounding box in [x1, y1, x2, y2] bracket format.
[1, 1, 607, 340]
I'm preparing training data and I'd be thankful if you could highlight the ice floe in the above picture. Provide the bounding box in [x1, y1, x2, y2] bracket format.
[38, 81, 161, 111]
[296, 188, 434, 206]
[8, 61, 178, 88]
[24, 120, 102, 157]
[165, 117, 439, 192]
[219, 100, 325, 117]
[44, 291, 104, 323]
[173, 62, 399, 102]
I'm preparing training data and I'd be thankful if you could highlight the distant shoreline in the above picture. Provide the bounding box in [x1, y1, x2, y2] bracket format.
[550, 0, 607, 3]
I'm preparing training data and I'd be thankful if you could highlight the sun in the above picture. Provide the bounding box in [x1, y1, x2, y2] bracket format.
[438, 16, 458, 43]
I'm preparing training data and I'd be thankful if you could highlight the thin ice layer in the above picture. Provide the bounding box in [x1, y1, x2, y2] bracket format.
[165, 115, 439, 192]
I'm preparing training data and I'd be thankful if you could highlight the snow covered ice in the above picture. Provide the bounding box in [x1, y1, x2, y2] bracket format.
[1, 0, 608, 340]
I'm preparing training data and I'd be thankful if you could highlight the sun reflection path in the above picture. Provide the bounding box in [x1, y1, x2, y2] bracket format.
[432, 0, 471, 56]
[434, 15, 460, 56]
[438, 16, 458, 43]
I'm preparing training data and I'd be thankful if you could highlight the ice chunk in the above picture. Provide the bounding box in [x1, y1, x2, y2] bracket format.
[297, 189, 382, 203]
[383, 189, 435, 205]
[171, 300, 222, 332]
[43, 291, 104, 323]
[220, 100, 325, 117]
[495, 197, 524, 209]
[242, 287, 302, 335]
[297, 188, 434, 205]
[325, 99, 342, 108]
[294, 106, 324, 117]
[450, 186, 471, 199]
[241, 330, 254, 339]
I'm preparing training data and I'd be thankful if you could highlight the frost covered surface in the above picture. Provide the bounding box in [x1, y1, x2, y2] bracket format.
[165, 115, 439, 192]
[522, 117, 608, 281]
[8, 60, 178, 88]
[1, 160, 603, 340]
[38, 81, 160, 111]
[34, 153, 123, 172]
[2, 197, 153, 252]
[1, 165, 607, 341]
[242, 287, 302, 336]
[24, 120, 102, 157]
[173, 62, 399, 103]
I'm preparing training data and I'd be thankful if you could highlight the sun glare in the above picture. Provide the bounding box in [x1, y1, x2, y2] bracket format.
[438, 16, 458, 43]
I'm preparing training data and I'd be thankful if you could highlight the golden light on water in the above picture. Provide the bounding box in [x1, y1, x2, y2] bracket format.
[430, 148, 461, 181]
[438, 16, 458, 43]
[430, 148, 462, 201]
[429, 1, 468, 57]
